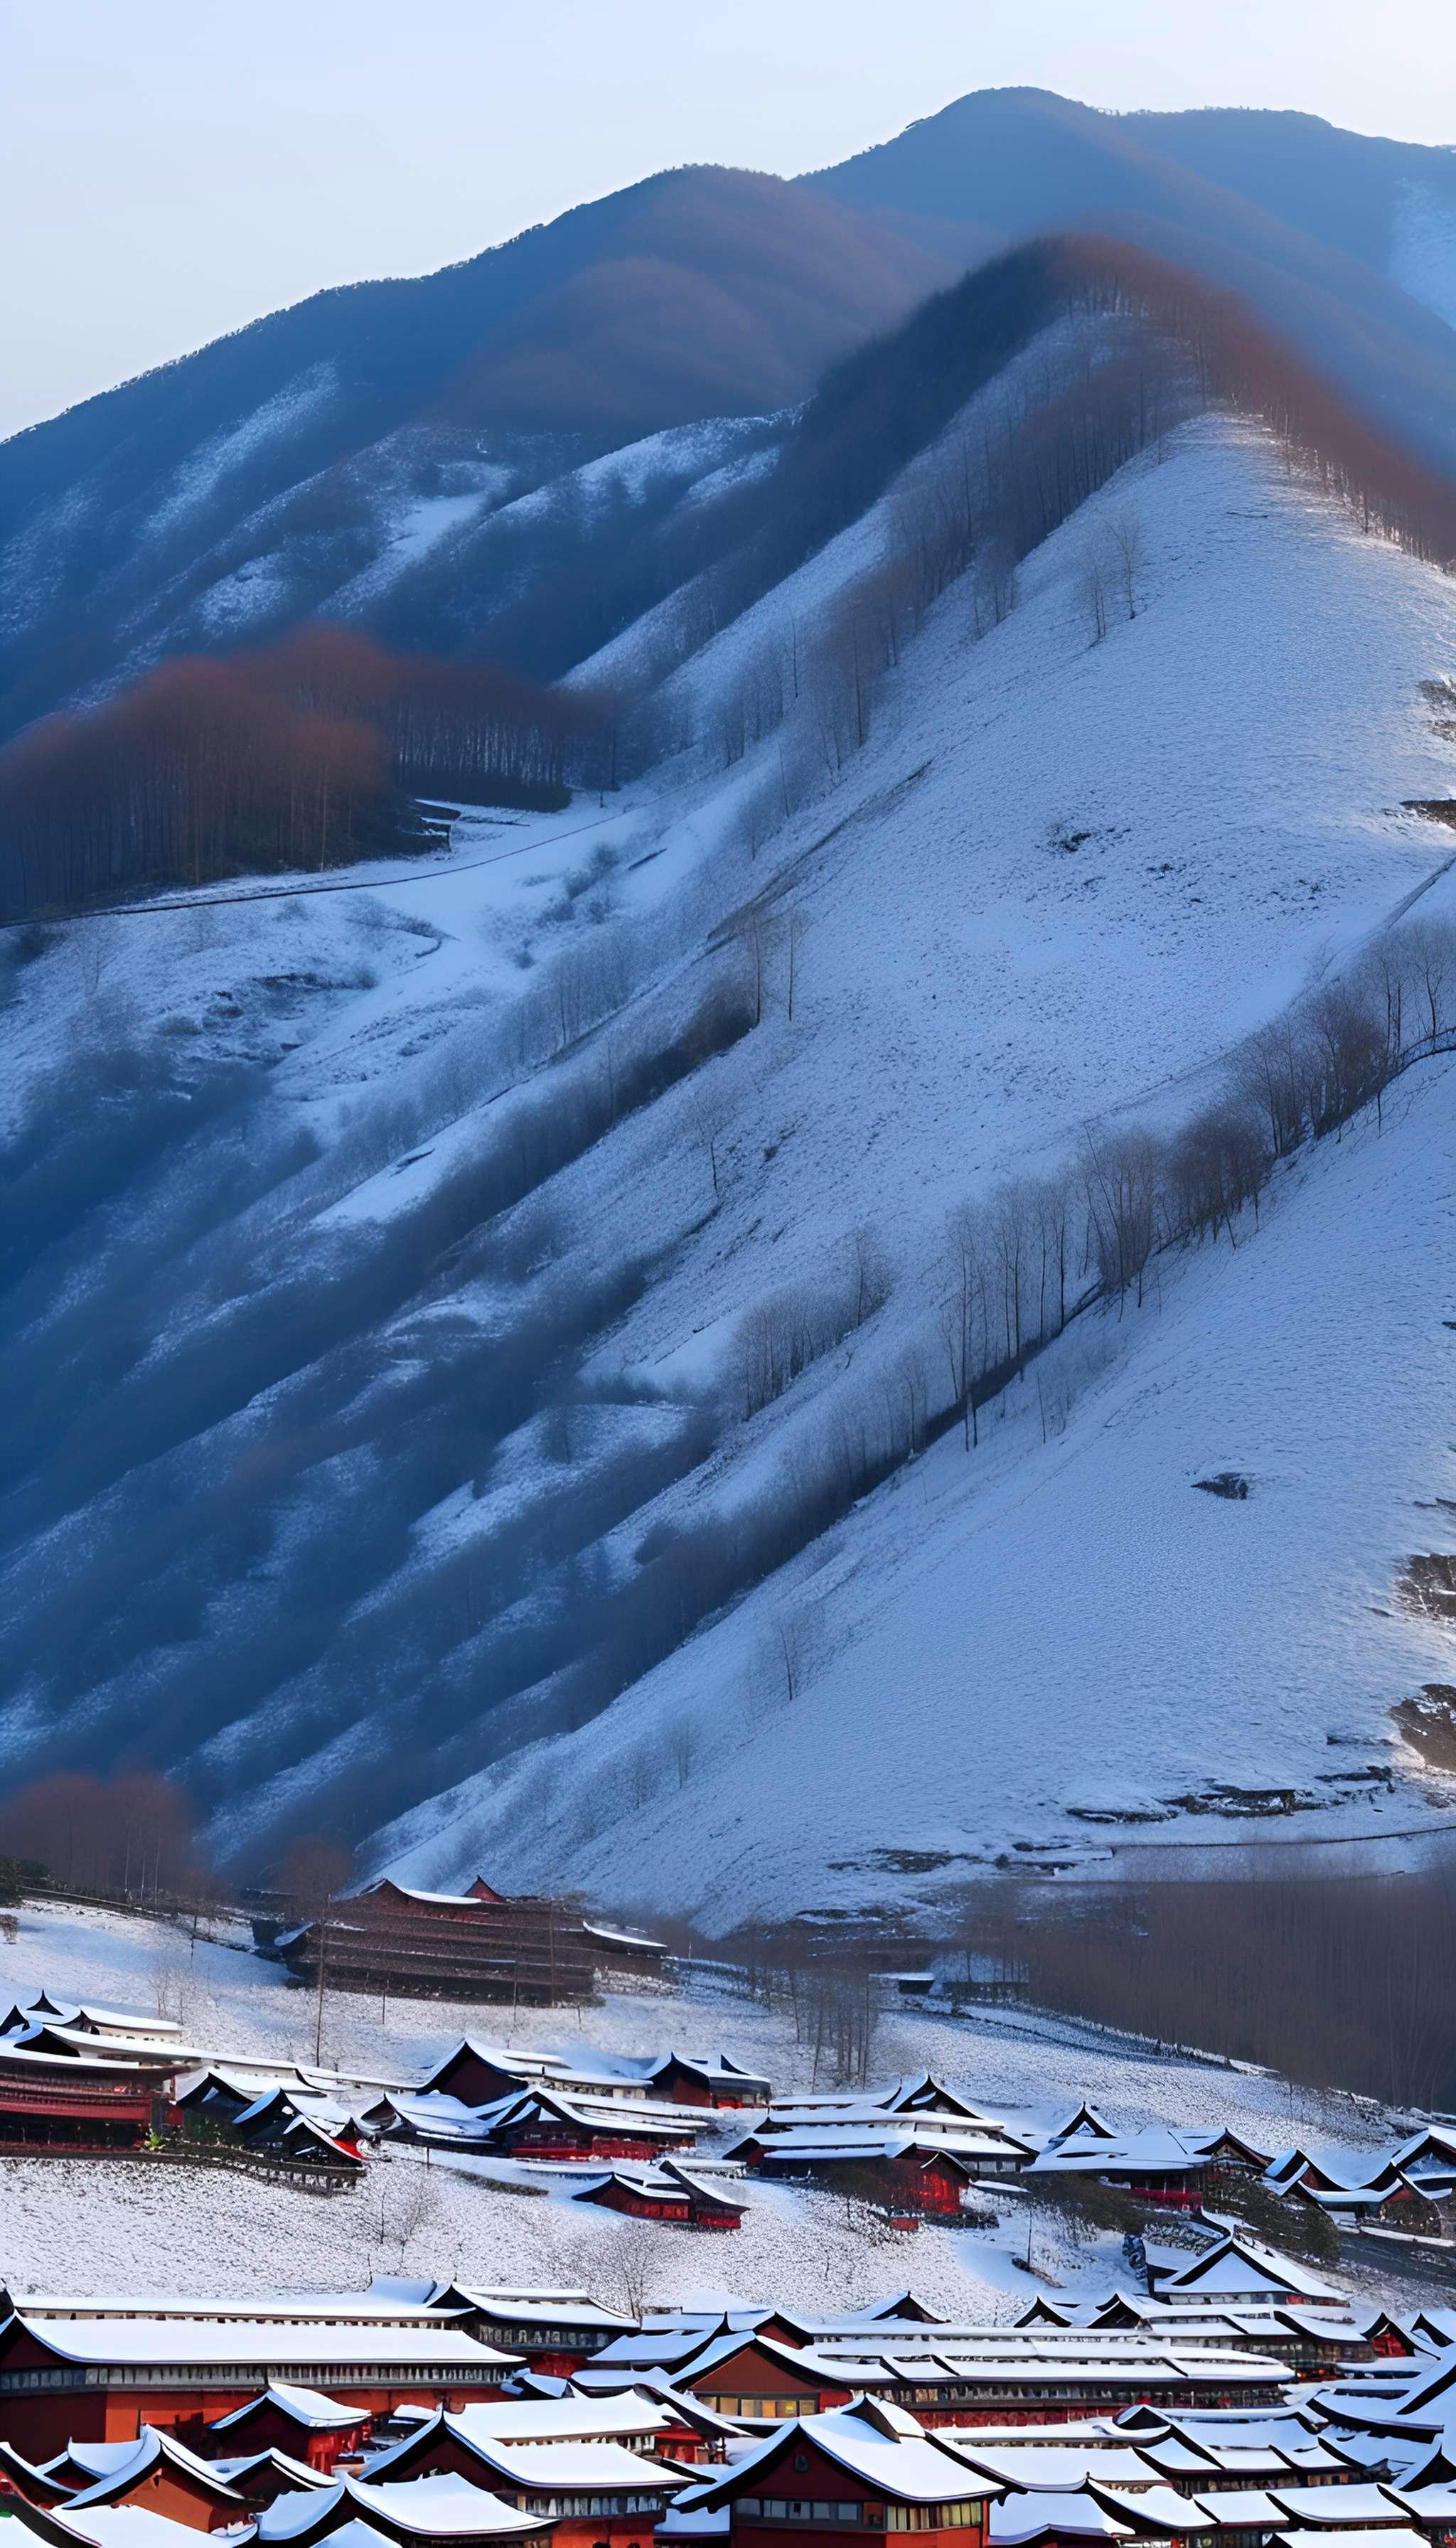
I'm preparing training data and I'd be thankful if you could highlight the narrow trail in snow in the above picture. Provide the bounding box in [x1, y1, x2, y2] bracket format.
[0, 801, 642, 929]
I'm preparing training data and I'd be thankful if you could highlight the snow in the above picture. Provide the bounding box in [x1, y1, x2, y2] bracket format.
[0, 1896, 1438, 2325]
[42, 2514, 252, 2548]
[368, 418, 1456, 1920]
[6, 372, 1456, 1926]
[142, 367, 341, 537]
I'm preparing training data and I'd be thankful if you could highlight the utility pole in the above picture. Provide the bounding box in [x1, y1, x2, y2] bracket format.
[314, 1897, 331, 2067]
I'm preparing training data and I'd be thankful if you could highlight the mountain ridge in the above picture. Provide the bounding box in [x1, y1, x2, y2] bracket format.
[4, 90, 1456, 751]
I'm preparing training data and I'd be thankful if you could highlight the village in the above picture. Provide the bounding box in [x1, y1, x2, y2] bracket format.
[4, 1879, 1456, 2548]
[4, 1876, 1455, 2245]
[4, 2227, 1456, 2548]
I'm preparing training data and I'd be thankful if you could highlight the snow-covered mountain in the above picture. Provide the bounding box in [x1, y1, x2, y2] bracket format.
[5, 247, 1456, 1926]
[5, 94, 1456, 749]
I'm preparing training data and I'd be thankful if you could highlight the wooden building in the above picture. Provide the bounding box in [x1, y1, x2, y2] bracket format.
[0, 2040, 176, 2151]
[40, 2428, 254, 2532]
[387, 2290, 633, 2382]
[473, 2090, 703, 2165]
[665, 2334, 853, 2423]
[279, 1880, 593, 2008]
[360, 2428, 680, 2548]
[691, 2398, 995, 2548]
[252, 2470, 553, 2548]
[737, 2132, 979, 2218]
[574, 2165, 745, 2231]
[200, 2382, 372, 2471]
[0, 2313, 521, 2458]
[412, 2045, 768, 2114]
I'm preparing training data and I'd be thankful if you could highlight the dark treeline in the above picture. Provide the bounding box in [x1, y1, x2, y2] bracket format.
[0, 628, 601, 920]
[272, 627, 589, 806]
[960, 1867, 1456, 2112]
[0, 1767, 211, 1900]
[706, 331, 1189, 792]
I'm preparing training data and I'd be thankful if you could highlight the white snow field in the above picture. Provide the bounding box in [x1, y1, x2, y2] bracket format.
[0, 1897, 1414, 2306]
[4, 400, 1456, 1923]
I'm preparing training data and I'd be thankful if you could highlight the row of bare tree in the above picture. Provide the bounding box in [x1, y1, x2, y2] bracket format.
[0, 1770, 212, 1900]
[735, 1226, 893, 1418]
[721, 917, 1456, 1546]
[701, 330, 1194, 839]
[961, 1863, 1456, 2113]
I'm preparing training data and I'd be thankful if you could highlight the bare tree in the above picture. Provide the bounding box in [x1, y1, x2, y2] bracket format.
[774, 1600, 827, 1707]
[970, 530, 1018, 636]
[686, 1075, 733, 1200]
[1234, 1014, 1307, 1159]
[1107, 511, 1146, 621]
[786, 908, 809, 1022]
[1081, 1129, 1163, 1308]
[669, 1716, 700, 1789]
[1401, 919, 1456, 1047]
[990, 1182, 1033, 1370]
[1076, 543, 1108, 645]
[735, 911, 779, 1027]
[939, 1201, 986, 1448]
[847, 1223, 893, 1326]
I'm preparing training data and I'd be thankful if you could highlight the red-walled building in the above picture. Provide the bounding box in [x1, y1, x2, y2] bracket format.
[0, 2315, 519, 2459]
[690, 2401, 995, 2548]
[365, 2425, 681, 2548]
[669, 2335, 854, 2424]
[200, 2383, 373, 2471]
[574, 2167, 744, 2232]
[0, 2043, 176, 2151]
[27, 2429, 252, 2533]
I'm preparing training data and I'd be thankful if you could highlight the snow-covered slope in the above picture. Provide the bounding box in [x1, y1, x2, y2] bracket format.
[366, 418, 1456, 1920]
[4, 405, 1456, 1922]
[0, 1897, 1413, 2308]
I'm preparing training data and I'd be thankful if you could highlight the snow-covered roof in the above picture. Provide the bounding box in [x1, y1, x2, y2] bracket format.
[1273, 2533, 1425, 2548]
[13, 2510, 257, 2548]
[9, 2021, 198, 2065]
[1160, 2235, 1343, 2302]
[949, 2447, 1169, 2491]
[414, 2439, 678, 2490]
[210, 2453, 336, 2493]
[259, 2477, 547, 2542]
[451, 2397, 687, 2442]
[991, 2493, 1134, 2545]
[211, 2382, 369, 2429]
[4, 1995, 185, 2037]
[697, 2405, 997, 2508]
[64, 2431, 247, 2510]
[582, 1924, 670, 1954]
[1, 2315, 518, 2370]
[769, 2129, 995, 2163]
[1027, 2128, 1206, 2178]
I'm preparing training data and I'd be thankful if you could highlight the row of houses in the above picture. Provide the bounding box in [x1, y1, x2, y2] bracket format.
[0, 2231, 1377, 2454]
[4, 1976, 1453, 2253]
[6, 2259, 1456, 2548]
[0, 1989, 769, 2171]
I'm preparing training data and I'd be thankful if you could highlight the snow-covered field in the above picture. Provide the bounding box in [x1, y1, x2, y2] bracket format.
[5, 395, 1456, 1926]
[0, 1899, 1418, 2311]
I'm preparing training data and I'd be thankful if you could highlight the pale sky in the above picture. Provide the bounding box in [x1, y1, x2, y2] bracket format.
[4, 0, 1453, 441]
